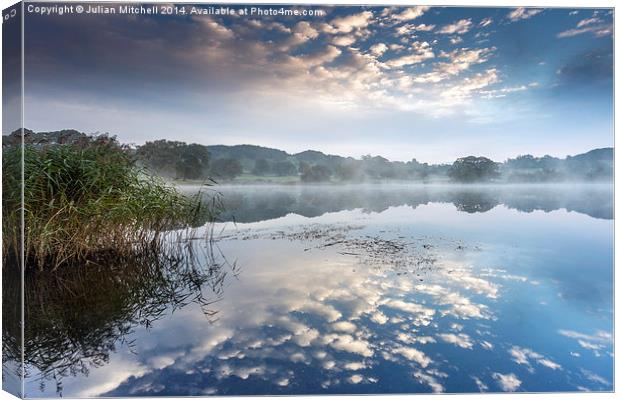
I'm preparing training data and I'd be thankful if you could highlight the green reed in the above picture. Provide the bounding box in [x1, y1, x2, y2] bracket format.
[2, 138, 219, 270]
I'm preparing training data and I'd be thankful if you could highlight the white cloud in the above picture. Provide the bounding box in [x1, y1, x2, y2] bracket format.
[198, 18, 235, 40]
[438, 19, 473, 35]
[509, 347, 530, 365]
[557, 17, 612, 38]
[289, 352, 307, 363]
[332, 35, 357, 47]
[581, 369, 610, 386]
[538, 358, 562, 370]
[385, 41, 434, 67]
[293, 327, 320, 347]
[279, 21, 320, 51]
[413, 283, 490, 320]
[392, 6, 430, 22]
[348, 374, 364, 384]
[76, 358, 149, 397]
[480, 85, 528, 99]
[332, 321, 357, 333]
[368, 43, 389, 57]
[370, 311, 389, 324]
[383, 298, 435, 326]
[441, 292, 488, 319]
[479, 17, 493, 27]
[395, 23, 435, 35]
[578, 340, 603, 350]
[492, 372, 522, 391]
[397, 332, 436, 345]
[480, 340, 494, 350]
[508, 346, 562, 371]
[293, 21, 319, 39]
[413, 371, 444, 393]
[507, 8, 542, 22]
[422, 47, 495, 80]
[216, 364, 266, 380]
[325, 334, 374, 357]
[472, 376, 488, 391]
[298, 301, 342, 322]
[578, 17, 601, 27]
[442, 267, 499, 298]
[392, 346, 432, 367]
[558, 329, 612, 343]
[330, 11, 374, 33]
[291, 45, 342, 68]
[438, 333, 473, 349]
[343, 362, 367, 371]
[441, 68, 500, 100]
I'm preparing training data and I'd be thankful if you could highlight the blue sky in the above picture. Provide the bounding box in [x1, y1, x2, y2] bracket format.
[22, 5, 613, 162]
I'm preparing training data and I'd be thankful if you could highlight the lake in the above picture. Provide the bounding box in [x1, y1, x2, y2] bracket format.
[11, 184, 614, 396]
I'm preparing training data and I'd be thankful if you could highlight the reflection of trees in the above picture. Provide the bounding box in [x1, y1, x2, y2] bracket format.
[450, 190, 499, 213]
[501, 189, 613, 219]
[2, 233, 237, 395]
[2, 259, 22, 396]
[212, 185, 612, 222]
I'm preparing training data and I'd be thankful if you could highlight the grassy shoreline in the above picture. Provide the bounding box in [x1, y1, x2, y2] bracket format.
[2, 138, 219, 271]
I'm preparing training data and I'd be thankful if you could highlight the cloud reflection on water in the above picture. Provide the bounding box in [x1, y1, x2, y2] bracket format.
[22, 193, 613, 396]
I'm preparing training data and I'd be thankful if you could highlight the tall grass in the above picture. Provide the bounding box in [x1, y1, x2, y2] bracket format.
[2, 137, 219, 270]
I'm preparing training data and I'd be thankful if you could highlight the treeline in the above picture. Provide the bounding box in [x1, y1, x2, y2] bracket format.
[4, 130, 613, 183]
[134, 140, 452, 182]
[134, 140, 243, 180]
[134, 139, 612, 183]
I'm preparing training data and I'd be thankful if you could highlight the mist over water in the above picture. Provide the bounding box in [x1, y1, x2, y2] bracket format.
[191, 183, 613, 222]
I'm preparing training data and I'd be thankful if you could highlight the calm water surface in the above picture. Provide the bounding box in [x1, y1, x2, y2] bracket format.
[18, 184, 613, 396]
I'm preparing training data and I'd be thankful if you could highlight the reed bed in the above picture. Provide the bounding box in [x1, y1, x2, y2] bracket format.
[2, 137, 218, 270]
[2, 136, 235, 393]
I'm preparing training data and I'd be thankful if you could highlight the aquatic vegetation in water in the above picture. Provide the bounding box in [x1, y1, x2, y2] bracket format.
[3, 229, 238, 395]
[222, 223, 473, 276]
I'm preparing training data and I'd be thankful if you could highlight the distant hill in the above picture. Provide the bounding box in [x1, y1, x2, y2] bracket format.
[205, 144, 291, 170]
[204, 145, 348, 170]
[502, 147, 613, 182]
[566, 147, 613, 181]
[3, 129, 613, 183]
[567, 147, 613, 164]
[292, 150, 346, 165]
[205, 144, 289, 162]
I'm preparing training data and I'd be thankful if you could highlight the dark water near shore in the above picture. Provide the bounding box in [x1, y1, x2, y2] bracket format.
[12, 184, 613, 396]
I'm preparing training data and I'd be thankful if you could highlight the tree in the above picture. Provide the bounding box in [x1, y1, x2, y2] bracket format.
[334, 159, 362, 181]
[448, 156, 499, 182]
[136, 140, 210, 180]
[406, 159, 429, 180]
[298, 161, 310, 175]
[252, 158, 271, 175]
[174, 144, 210, 180]
[361, 155, 394, 179]
[271, 160, 297, 176]
[211, 158, 243, 180]
[300, 165, 332, 182]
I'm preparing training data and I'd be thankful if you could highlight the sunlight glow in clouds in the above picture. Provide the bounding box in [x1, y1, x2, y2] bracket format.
[21, 5, 614, 162]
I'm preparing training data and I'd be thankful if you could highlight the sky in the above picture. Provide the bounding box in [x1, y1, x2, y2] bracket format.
[17, 4, 614, 163]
